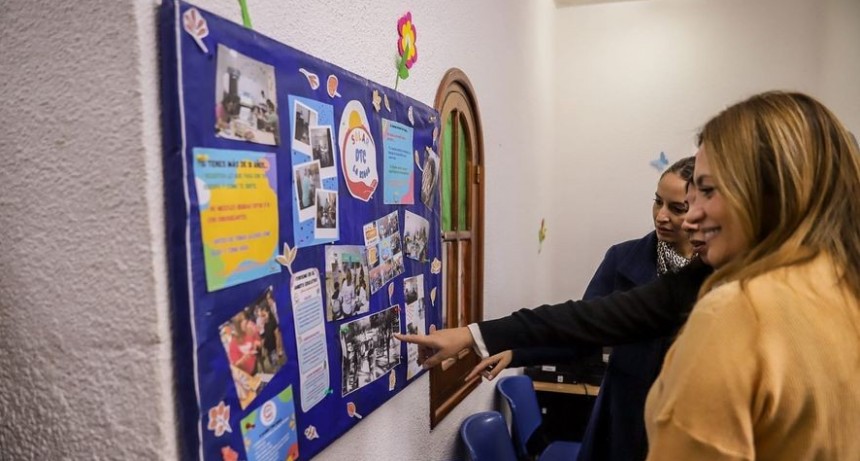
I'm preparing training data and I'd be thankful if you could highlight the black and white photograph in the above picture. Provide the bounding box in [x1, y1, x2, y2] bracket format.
[404, 210, 430, 261]
[214, 45, 280, 146]
[324, 245, 370, 321]
[420, 148, 439, 209]
[293, 160, 321, 222]
[314, 189, 338, 239]
[292, 100, 318, 154]
[340, 306, 402, 396]
[310, 125, 336, 176]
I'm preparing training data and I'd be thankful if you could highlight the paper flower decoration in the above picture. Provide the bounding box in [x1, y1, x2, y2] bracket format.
[304, 425, 320, 440]
[397, 12, 418, 69]
[207, 401, 232, 437]
[394, 12, 418, 90]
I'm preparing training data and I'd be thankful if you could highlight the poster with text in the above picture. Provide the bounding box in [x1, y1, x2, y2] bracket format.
[194, 147, 280, 291]
[240, 386, 300, 461]
[290, 268, 330, 412]
[382, 118, 414, 204]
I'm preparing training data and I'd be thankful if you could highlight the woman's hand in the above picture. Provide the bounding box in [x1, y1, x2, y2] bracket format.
[394, 325, 476, 369]
[466, 350, 513, 382]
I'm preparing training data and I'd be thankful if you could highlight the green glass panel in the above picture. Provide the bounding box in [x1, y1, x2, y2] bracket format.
[441, 112, 453, 231]
[457, 119, 469, 230]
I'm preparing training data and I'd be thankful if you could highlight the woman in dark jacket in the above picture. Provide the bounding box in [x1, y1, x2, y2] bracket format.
[468, 157, 696, 460]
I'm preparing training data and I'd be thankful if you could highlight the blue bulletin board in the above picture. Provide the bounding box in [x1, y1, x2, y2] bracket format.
[159, 2, 442, 459]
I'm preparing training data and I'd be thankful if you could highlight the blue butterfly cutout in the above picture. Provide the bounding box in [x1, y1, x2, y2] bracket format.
[650, 151, 669, 172]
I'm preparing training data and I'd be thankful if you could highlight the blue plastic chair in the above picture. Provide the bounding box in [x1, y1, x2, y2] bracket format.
[460, 411, 518, 461]
[497, 375, 581, 461]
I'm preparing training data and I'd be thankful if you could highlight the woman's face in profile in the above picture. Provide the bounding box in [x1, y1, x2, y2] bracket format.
[652, 172, 689, 245]
[684, 148, 749, 268]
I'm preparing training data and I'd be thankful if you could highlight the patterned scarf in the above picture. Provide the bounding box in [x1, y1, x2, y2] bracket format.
[656, 239, 692, 275]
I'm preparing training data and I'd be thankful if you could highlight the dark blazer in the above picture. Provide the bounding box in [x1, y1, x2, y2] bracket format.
[578, 231, 673, 461]
[480, 236, 711, 461]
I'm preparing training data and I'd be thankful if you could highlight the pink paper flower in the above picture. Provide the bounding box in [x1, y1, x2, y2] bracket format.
[397, 12, 418, 69]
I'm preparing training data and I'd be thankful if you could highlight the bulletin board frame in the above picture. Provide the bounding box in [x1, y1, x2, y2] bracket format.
[159, 2, 442, 459]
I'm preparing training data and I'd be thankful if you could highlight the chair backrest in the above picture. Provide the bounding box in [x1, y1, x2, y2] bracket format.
[460, 411, 518, 461]
[496, 375, 543, 458]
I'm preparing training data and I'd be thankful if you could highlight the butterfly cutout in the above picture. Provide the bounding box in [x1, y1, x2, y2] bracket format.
[383, 93, 391, 112]
[407, 106, 414, 125]
[650, 151, 669, 172]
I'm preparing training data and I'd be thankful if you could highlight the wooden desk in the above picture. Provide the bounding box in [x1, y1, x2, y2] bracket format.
[532, 380, 599, 442]
[533, 380, 600, 396]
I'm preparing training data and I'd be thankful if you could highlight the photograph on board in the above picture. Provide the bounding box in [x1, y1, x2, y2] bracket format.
[340, 306, 402, 396]
[293, 160, 321, 223]
[314, 188, 338, 240]
[292, 100, 318, 155]
[218, 286, 287, 409]
[214, 45, 280, 146]
[420, 148, 440, 209]
[324, 245, 370, 321]
[310, 125, 336, 177]
[403, 210, 429, 262]
[363, 211, 405, 292]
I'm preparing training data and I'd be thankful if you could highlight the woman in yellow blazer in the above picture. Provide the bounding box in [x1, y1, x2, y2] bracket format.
[644, 91, 860, 460]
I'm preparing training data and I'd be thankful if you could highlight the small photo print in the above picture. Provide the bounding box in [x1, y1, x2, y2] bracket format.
[314, 189, 338, 240]
[324, 246, 370, 321]
[369, 265, 384, 294]
[219, 286, 287, 409]
[310, 125, 336, 176]
[214, 45, 280, 146]
[404, 211, 430, 262]
[292, 100, 318, 154]
[379, 210, 400, 238]
[293, 160, 321, 222]
[404, 274, 426, 379]
[420, 149, 440, 209]
[340, 306, 402, 396]
[363, 221, 380, 247]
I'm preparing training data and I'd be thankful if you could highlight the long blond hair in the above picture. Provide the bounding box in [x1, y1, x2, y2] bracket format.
[699, 91, 860, 298]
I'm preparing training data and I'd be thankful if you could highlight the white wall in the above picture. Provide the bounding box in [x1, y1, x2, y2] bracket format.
[0, 0, 555, 459]
[543, 0, 860, 304]
[1, 0, 856, 459]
